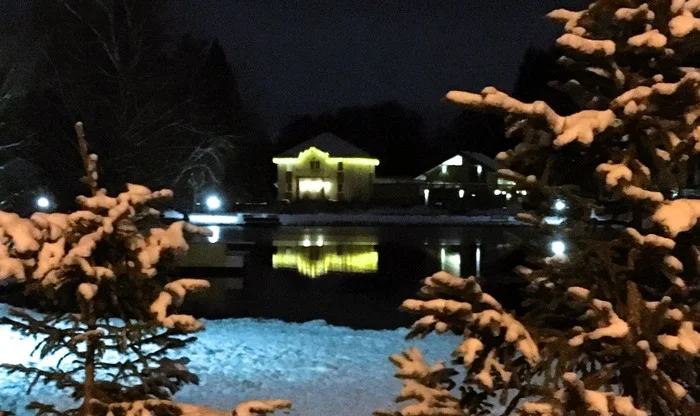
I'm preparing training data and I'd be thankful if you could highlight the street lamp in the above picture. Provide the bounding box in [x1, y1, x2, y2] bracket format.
[36, 196, 50, 210]
[551, 240, 566, 256]
[554, 199, 566, 211]
[205, 194, 222, 211]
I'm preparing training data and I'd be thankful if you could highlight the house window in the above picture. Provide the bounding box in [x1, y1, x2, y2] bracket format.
[337, 167, 345, 199]
[285, 171, 293, 192]
[310, 160, 321, 170]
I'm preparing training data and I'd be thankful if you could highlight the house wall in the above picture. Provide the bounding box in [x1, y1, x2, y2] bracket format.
[372, 181, 422, 206]
[274, 147, 376, 202]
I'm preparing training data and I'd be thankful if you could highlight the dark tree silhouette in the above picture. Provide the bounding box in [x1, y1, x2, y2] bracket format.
[4, 1, 270, 211]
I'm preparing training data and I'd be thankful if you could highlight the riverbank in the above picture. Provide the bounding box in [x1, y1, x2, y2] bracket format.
[167, 210, 525, 226]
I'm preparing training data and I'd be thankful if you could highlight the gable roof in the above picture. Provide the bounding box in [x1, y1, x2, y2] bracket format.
[414, 151, 498, 180]
[275, 132, 373, 158]
[463, 152, 498, 171]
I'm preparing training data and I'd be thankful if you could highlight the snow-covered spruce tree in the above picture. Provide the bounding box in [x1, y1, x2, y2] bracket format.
[0, 123, 290, 416]
[380, 2, 700, 415]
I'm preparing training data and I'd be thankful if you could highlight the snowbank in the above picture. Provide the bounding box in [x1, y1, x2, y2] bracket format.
[0, 303, 458, 416]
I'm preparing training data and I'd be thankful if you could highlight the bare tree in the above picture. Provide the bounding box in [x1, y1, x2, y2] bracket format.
[18, 0, 236, 209]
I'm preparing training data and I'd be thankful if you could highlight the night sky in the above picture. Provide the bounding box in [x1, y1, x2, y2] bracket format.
[0, 1, 589, 134]
[169, 0, 589, 134]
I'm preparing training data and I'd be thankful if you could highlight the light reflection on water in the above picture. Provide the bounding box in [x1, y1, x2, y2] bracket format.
[272, 245, 378, 278]
[272, 230, 379, 278]
[267, 229, 491, 279]
[190, 225, 534, 280]
[173, 225, 535, 326]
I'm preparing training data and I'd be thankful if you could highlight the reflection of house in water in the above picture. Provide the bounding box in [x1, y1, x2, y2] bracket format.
[271, 231, 378, 278]
[436, 243, 484, 278]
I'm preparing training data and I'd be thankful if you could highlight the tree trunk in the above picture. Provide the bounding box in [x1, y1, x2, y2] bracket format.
[82, 303, 97, 416]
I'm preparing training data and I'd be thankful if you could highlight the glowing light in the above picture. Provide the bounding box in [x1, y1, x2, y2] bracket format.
[439, 246, 461, 276]
[458, 189, 465, 199]
[205, 195, 222, 210]
[475, 244, 481, 277]
[298, 179, 331, 193]
[551, 240, 566, 256]
[272, 246, 378, 278]
[36, 196, 50, 209]
[476, 164, 483, 176]
[494, 190, 501, 196]
[423, 189, 430, 205]
[272, 147, 379, 167]
[544, 216, 565, 226]
[521, 190, 527, 196]
[441, 165, 448, 174]
[554, 199, 566, 211]
[206, 225, 220, 243]
[316, 236, 324, 247]
[302, 238, 311, 247]
[506, 193, 512, 200]
[188, 214, 241, 225]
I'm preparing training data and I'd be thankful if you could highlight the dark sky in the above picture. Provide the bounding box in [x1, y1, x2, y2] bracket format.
[169, 1, 588, 135]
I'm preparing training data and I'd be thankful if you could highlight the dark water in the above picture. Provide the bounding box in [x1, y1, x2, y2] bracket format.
[180, 225, 539, 329]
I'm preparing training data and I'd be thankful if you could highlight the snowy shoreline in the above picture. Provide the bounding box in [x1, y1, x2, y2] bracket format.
[0, 304, 459, 416]
[176, 211, 524, 226]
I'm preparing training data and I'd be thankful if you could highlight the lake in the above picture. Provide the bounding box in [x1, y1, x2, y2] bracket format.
[180, 225, 539, 329]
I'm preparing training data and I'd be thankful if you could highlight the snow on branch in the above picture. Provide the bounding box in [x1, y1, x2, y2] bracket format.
[556, 33, 616, 56]
[150, 279, 210, 332]
[625, 228, 675, 249]
[615, 4, 655, 21]
[403, 272, 539, 367]
[523, 373, 650, 416]
[445, 88, 616, 148]
[522, 373, 648, 416]
[97, 399, 291, 416]
[670, 11, 700, 37]
[378, 347, 461, 416]
[652, 199, 700, 237]
[547, 9, 583, 31]
[233, 400, 293, 416]
[627, 30, 667, 49]
[657, 321, 700, 354]
[567, 294, 630, 347]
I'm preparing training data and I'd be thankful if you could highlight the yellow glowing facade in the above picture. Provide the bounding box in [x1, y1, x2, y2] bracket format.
[272, 245, 378, 278]
[273, 138, 379, 202]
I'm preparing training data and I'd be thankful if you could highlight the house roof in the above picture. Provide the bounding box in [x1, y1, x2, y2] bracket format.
[275, 132, 373, 158]
[463, 152, 498, 171]
[414, 151, 498, 180]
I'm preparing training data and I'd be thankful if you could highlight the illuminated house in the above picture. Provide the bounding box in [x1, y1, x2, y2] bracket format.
[415, 151, 519, 206]
[273, 133, 379, 202]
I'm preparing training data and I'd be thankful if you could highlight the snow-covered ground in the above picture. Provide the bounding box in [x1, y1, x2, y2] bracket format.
[0, 303, 458, 416]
